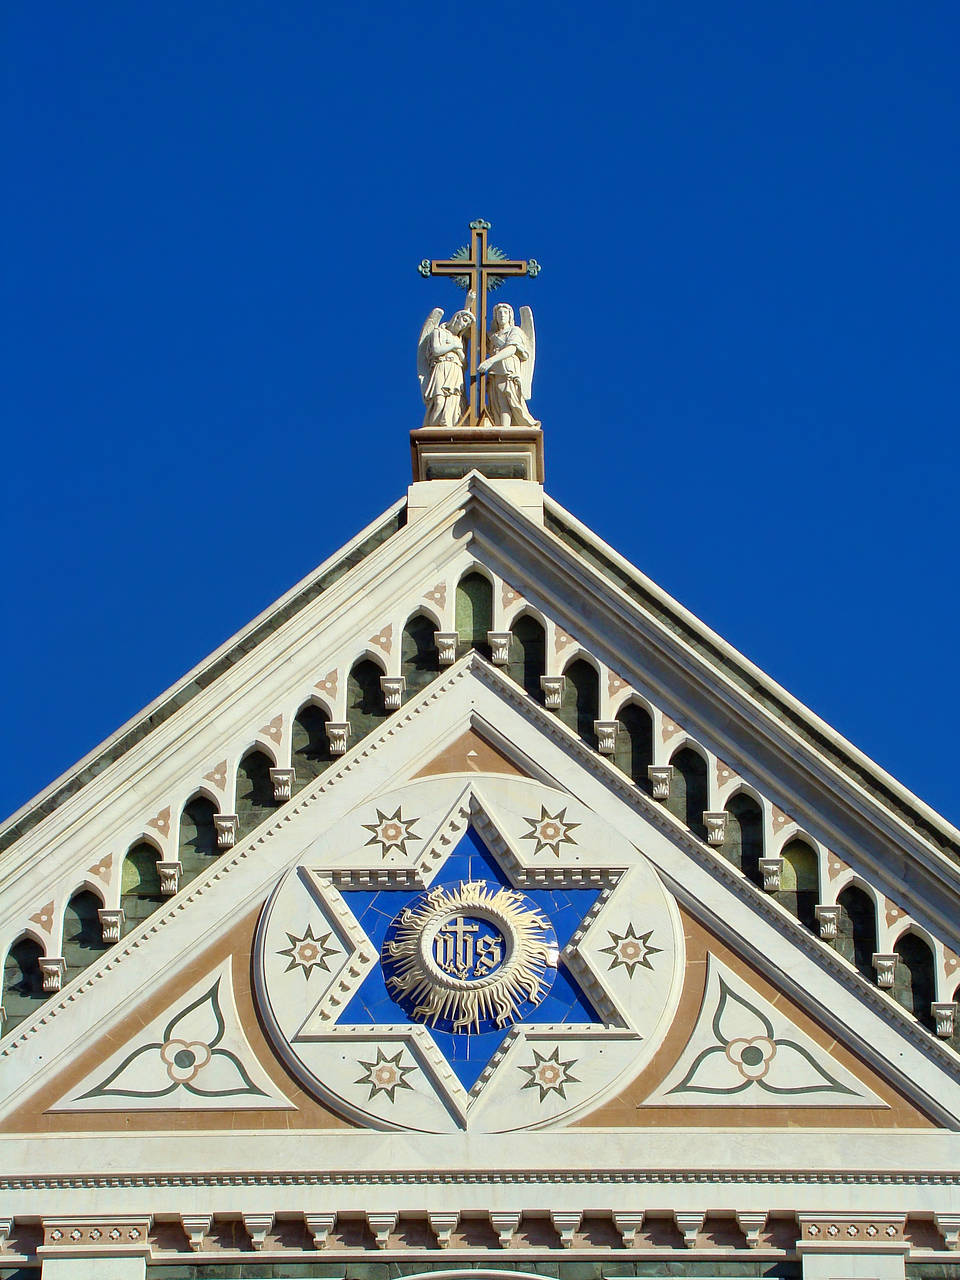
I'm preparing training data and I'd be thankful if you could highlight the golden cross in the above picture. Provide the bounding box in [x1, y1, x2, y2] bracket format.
[419, 219, 540, 424]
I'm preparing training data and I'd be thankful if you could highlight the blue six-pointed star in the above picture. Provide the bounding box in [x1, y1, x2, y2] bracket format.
[339, 826, 603, 1090]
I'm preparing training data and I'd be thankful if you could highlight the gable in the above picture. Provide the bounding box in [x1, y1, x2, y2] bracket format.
[1, 654, 955, 1146]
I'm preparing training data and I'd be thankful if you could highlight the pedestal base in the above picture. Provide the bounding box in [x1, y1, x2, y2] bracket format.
[410, 426, 544, 483]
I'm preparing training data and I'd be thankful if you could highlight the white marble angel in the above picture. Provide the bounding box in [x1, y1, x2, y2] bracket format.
[417, 297, 475, 428]
[477, 301, 538, 427]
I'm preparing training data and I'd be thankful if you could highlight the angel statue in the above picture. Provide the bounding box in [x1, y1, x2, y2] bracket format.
[477, 301, 539, 427]
[418, 295, 476, 428]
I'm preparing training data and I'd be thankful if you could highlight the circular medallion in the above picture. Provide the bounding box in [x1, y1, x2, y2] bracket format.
[381, 880, 559, 1034]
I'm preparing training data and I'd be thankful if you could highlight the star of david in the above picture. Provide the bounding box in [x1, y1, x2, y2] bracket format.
[519, 805, 580, 857]
[277, 924, 339, 979]
[329, 824, 604, 1092]
[362, 806, 422, 857]
[598, 923, 661, 978]
[355, 1047, 417, 1102]
[519, 1046, 580, 1101]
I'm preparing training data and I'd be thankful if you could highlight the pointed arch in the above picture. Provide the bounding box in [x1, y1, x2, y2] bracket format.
[178, 793, 219, 885]
[455, 570, 493, 657]
[667, 745, 708, 839]
[347, 657, 388, 740]
[401, 612, 440, 698]
[893, 931, 936, 1030]
[236, 749, 279, 838]
[120, 841, 165, 929]
[779, 837, 820, 931]
[507, 613, 546, 702]
[62, 888, 109, 986]
[722, 791, 764, 885]
[558, 657, 600, 748]
[2, 935, 46, 1034]
[836, 883, 878, 981]
[614, 701, 654, 791]
[292, 701, 333, 792]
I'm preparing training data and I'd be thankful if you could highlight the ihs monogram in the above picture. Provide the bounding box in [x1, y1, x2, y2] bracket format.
[520, 805, 580, 857]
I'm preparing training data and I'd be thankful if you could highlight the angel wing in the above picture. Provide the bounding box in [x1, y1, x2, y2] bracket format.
[519, 306, 536, 402]
[417, 308, 443, 397]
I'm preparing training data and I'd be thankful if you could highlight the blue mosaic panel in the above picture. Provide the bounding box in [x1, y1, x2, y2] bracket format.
[339, 825, 603, 1090]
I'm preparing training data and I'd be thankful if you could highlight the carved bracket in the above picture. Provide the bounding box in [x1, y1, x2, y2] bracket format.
[214, 813, 239, 849]
[39, 956, 66, 993]
[305, 1212, 336, 1250]
[435, 632, 458, 665]
[736, 1212, 767, 1248]
[759, 856, 783, 893]
[180, 1214, 212, 1252]
[872, 952, 898, 989]
[327, 723, 350, 756]
[674, 1211, 704, 1248]
[703, 811, 728, 846]
[594, 720, 618, 755]
[487, 631, 512, 665]
[242, 1213, 274, 1250]
[648, 764, 673, 801]
[540, 675, 564, 709]
[157, 861, 182, 897]
[366, 1211, 397, 1248]
[815, 904, 841, 941]
[270, 768, 295, 802]
[380, 676, 406, 711]
[932, 1001, 957, 1038]
[490, 1211, 521, 1247]
[550, 1210, 581, 1247]
[428, 1210, 459, 1248]
[98, 908, 124, 945]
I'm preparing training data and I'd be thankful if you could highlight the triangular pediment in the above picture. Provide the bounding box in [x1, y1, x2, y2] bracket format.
[1, 654, 955, 1150]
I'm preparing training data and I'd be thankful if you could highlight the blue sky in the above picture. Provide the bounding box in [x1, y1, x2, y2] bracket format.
[3, 1, 958, 826]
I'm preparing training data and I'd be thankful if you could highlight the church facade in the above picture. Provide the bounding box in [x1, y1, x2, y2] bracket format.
[2, 225, 959, 1278]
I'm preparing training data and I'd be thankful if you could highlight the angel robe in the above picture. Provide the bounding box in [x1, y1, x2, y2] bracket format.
[484, 323, 538, 427]
[422, 325, 468, 425]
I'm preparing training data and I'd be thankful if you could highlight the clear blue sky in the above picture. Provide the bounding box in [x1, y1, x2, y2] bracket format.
[3, 2, 958, 827]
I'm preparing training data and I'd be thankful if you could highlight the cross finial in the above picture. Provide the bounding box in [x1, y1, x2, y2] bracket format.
[419, 220, 540, 425]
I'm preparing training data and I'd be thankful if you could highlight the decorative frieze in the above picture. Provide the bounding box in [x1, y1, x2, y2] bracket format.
[759, 856, 783, 893]
[703, 810, 727, 845]
[270, 767, 295, 802]
[647, 764, 673, 801]
[180, 1213, 212, 1251]
[594, 720, 618, 755]
[366, 1211, 397, 1248]
[932, 1001, 957, 1038]
[736, 1211, 767, 1248]
[214, 813, 239, 849]
[157, 860, 182, 896]
[327, 722, 350, 755]
[305, 1212, 336, 1249]
[242, 1212, 274, 1250]
[39, 956, 66, 993]
[488, 631, 512, 665]
[798, 1214, 904, 1244]
[435, 631, 458, 665]
[428, 1210, 459, 1247]
[98, 908, 124, 945]
[551, 1210, 581, 1247]
[674, 1211, 704, 1248]
[815, 904, 841, 941]
[540, 675, 564, 709]
[490, 1211, 521, 1247]
[872, 953, 898, 989]
[380, 676, 406, 711]
[42, 1216, 151, 1253]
